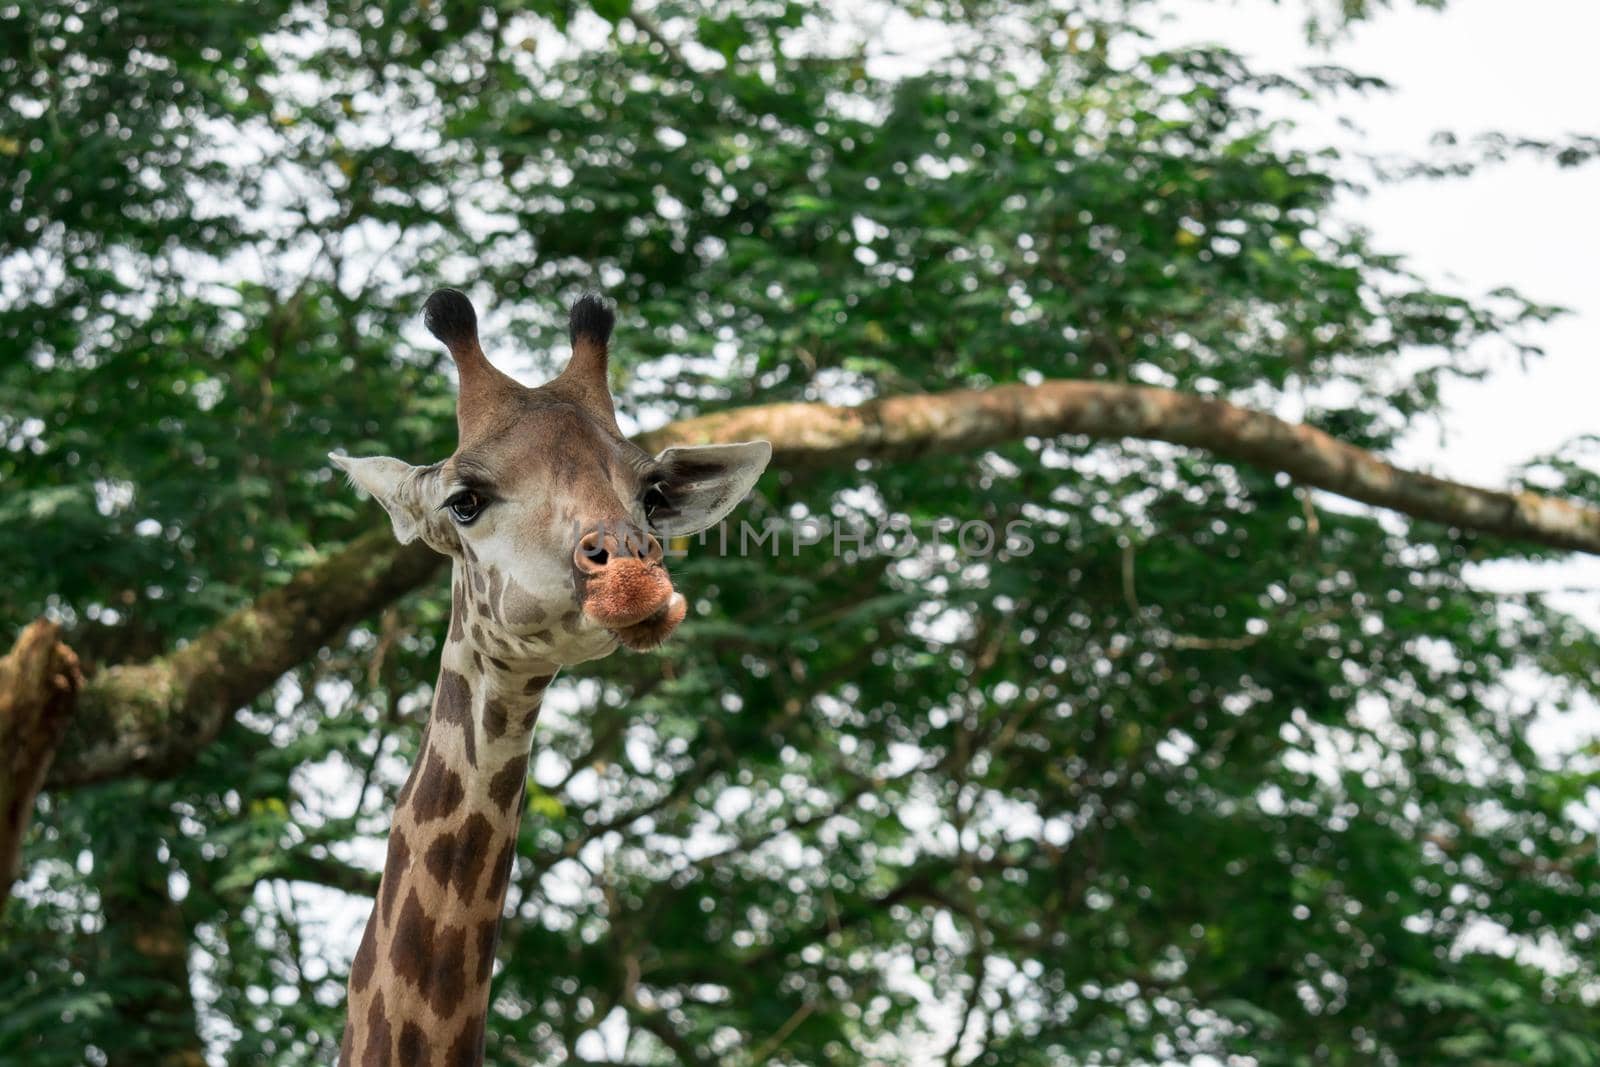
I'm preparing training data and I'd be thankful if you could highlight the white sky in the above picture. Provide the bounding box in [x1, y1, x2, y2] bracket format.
[1158, 0, 1600, 620]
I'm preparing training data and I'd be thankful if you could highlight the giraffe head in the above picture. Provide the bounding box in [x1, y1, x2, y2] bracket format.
[332, 290, 770, 668]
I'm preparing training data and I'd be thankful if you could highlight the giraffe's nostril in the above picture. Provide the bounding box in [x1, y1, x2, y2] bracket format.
[613, 525, 662, 561]
[575, 523, 660, 573]
[575, 529, 610, 574]
[637, 532, 664, 562]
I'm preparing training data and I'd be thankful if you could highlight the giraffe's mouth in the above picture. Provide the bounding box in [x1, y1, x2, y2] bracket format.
[608, 592, 687, 651]
[578, 556, 685, 651]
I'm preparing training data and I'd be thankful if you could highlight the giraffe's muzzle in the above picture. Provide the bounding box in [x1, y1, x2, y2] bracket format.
[574, 525, 686, 649]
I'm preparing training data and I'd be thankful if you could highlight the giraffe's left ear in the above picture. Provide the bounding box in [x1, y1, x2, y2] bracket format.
[329, 453, 428, 545]
[644, 441, 772, 537]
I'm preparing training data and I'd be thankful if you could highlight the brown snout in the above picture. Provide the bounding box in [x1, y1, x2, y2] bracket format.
[575, 525, 678, 635]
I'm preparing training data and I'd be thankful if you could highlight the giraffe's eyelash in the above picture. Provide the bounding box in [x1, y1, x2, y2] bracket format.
[436, 489, 494, 510]
[437, 477, 497, 504]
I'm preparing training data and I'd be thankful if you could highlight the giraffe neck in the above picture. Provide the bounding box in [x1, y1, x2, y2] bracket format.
[342, 587, 555, 1066]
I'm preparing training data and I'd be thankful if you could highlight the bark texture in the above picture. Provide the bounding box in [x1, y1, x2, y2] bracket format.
[0, 619, 82, 911]
[13, 378, 1600, 801]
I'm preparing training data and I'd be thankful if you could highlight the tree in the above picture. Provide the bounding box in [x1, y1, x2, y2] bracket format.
[3, 1, 1597, 1065]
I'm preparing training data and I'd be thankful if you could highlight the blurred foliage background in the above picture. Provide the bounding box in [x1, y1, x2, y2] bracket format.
[3, 0, 1599, 1064]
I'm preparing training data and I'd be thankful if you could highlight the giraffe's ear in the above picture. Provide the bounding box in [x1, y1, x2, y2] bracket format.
[329, 453, 428, 545]
[644, 441, 772, 537]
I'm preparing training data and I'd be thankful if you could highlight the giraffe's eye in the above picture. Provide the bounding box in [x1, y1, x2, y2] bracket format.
[445, 490, 485, 525]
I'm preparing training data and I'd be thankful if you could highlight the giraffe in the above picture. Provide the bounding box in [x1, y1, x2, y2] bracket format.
[330, 289, 770, 1065]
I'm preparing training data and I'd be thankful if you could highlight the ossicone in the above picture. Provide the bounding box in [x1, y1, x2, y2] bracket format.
[568, 294, 614, 349]
[423, 288, 480, 353]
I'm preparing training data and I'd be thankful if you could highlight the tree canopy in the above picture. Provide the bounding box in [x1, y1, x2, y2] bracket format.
[3, 1, 1598, 1065]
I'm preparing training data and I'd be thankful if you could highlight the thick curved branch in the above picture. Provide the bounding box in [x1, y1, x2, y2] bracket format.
[49, 529, 443, 787]
[638, 380, 1600, 554]
[34, 378, 1600, 794]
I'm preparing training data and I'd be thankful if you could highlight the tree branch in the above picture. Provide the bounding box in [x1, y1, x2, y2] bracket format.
[50, 529, 442, 787]
[30, 377, 1600, 797]
[0, 619, 82, 912]
[638, 380, 1600, 554]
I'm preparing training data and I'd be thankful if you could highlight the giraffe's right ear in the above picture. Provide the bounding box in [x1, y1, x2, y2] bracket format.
[329, 454, 427, 545]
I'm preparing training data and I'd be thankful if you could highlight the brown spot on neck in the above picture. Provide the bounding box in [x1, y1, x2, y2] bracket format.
[434, 669, 477, 768]
[388, 890, 434, 988]
[360, 991, 392, 1067]
[488, 753, 529, 815]
[483, 697, 510, 742]
[447, 1012, 487, 1067]
[407, 750, 465, 822]
[351, 918, 378, 993]
[424, 923, 470, 1018]
[396, 1022, 425, 1065]
[380, 830, 409, 925]
[422, 813, 495, 899]
[474, 918, 499, 986]
[483, 838, 516, 904]
[450, 579, 466, 643]
[386, 889, 471, 1014]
